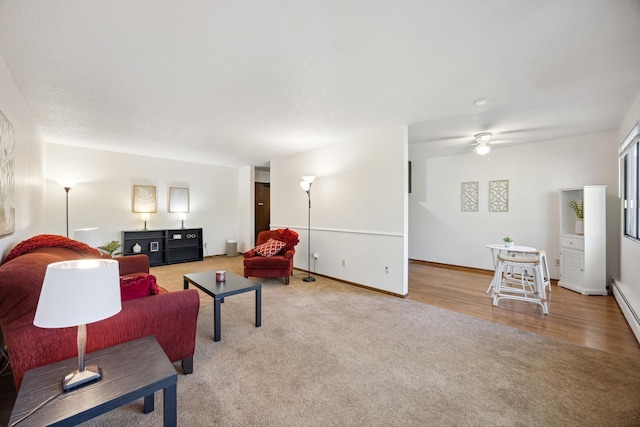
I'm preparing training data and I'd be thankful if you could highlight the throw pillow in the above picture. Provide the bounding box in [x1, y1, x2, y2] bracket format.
[120, 274, 160, 301]
[278, 228, 299, 252]
[253, 238, 287, 257]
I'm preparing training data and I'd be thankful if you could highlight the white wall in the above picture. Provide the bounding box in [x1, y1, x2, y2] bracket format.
[237, 166, 253, 253]
[409, 131, 620, 281]
[45, 144, 242, 256]
[0, 56, 46, 259]
[271, 126, 408, 296]
[255, 169, 270, 183]
[616, 91, 640, 341]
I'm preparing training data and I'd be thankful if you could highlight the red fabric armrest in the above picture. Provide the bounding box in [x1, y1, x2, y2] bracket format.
[243, 249, 256, 258]
[117, 254, 150, 275]
[283, 249, 295, 259]
[6, 289, 199, 390]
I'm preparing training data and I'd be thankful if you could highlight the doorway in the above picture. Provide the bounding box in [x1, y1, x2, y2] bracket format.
[255, 182, 270, 244]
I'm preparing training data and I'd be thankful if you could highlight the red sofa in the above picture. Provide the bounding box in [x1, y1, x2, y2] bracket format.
[243, 229, 298, 285]
[0, 235, 200, 390]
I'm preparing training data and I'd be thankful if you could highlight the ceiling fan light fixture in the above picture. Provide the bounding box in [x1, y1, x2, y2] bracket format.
[476, 142, 491, 155]
[473, 97, 488, 106]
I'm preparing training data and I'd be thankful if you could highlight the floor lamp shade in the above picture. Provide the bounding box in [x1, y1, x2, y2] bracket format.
[74, 228, 102, 248]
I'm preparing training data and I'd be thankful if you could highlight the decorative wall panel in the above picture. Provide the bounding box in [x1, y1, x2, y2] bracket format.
[461, 181, 479, 212]
[489, 180, 509, 212]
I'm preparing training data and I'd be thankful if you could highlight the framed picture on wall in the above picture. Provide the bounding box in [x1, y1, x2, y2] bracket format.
[133, 185, 157, 213]
[0, 110, 15, 237]
[150, 241, 159, 252]
[169, 187, 189, 213]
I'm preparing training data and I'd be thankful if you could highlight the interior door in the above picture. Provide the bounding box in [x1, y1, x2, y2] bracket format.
[255, 182, 270, 244]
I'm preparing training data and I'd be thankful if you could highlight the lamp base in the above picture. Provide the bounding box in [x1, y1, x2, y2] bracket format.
[63, 365, 102, 392]
[303, 276, 316, 282]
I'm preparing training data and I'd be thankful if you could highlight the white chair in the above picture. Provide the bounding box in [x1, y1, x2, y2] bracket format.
[485, 244, 537, 294]
[492, 252, 549, 314]
[509, 250, 551, 293]
[538, 250, 551, 292]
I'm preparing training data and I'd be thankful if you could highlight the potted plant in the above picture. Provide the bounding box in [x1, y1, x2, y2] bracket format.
[503, 236, 514, 248]
[98, 240, 122, 257]
[569, 198, 584, 234]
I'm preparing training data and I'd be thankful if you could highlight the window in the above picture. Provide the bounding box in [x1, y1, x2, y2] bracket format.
[623, 123, 640, 240]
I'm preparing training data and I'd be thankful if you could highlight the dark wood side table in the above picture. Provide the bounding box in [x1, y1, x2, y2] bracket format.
[184, 270, 261, 342]
[9, 336, 177, 426]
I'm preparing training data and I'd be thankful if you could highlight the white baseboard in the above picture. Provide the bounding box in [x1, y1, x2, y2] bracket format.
[611, 277, 640, 344]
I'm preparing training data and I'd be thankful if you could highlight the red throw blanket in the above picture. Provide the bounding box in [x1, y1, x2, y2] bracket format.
[5, 234, 104, 262]
[277, 228, 299, 252]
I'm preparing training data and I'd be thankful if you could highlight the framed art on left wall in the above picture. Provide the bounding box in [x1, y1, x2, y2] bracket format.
[133, 185, 157, 213]
[0, 110, 15, 237]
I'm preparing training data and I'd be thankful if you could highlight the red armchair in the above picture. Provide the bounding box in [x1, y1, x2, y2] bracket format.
[243, 229, 299, 285]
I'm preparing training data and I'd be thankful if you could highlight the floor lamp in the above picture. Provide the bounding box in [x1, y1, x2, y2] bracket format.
[57, 180, 77, 237]
[300, 176, 316, 282]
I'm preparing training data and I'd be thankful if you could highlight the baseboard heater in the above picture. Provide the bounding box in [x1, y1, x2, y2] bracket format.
[610, 277, 640, 344]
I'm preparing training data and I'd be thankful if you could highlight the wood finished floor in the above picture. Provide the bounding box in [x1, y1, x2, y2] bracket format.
[409, 260, 640, 359]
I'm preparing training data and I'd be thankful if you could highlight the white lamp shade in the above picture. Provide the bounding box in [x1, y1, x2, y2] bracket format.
[178, 213, 187, 220]
[57, 179, 77, 189]
[300, 181, 310, 191]
[74, 228, 102, 248]
[140, 213, 151, 221]
[302, 176, 316, 184]
[34, 259, 122, 329]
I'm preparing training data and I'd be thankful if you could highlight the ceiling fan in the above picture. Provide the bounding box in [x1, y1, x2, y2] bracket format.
[473, 132, 492, 155]
[470, 132, 520, 155]
[438, 131, 507, 155]
[413, 125, 550, 157]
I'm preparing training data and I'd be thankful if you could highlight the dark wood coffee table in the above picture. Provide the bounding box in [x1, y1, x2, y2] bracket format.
[184, 271, 262, 342]
[9, 336, 177, 426]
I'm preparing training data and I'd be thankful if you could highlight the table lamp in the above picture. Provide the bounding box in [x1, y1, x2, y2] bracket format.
[140, 213, 151, 231]
[34, 259, 122, 391]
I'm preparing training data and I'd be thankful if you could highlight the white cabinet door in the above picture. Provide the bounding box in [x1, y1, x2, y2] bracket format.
[559, 247, 584, 293]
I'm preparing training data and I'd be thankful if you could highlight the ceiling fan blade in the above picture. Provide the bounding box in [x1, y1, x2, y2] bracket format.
[490, 139, 522, 145]
[412, 134, 469, 145]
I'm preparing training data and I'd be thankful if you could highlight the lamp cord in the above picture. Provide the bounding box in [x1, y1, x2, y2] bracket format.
[9, 391, 63, 427]
[0, 357, 10, 376]
[0, 343, 10, 376]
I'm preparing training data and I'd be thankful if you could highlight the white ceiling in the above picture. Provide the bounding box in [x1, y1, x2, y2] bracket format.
[0, 1, 639, 166]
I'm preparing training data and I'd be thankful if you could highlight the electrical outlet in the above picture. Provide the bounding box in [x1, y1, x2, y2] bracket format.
[341, 259, 346, 267]
[555, 259, 560, 266]
[313, 252, 319, 260]
[385, 266, 389, 274]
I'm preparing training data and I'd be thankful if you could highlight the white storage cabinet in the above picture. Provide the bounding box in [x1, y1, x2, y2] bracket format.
[558, 186, 607, 295]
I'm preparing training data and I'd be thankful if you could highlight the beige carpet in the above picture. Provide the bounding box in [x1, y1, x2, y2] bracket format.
[76, 256, 640, 426]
